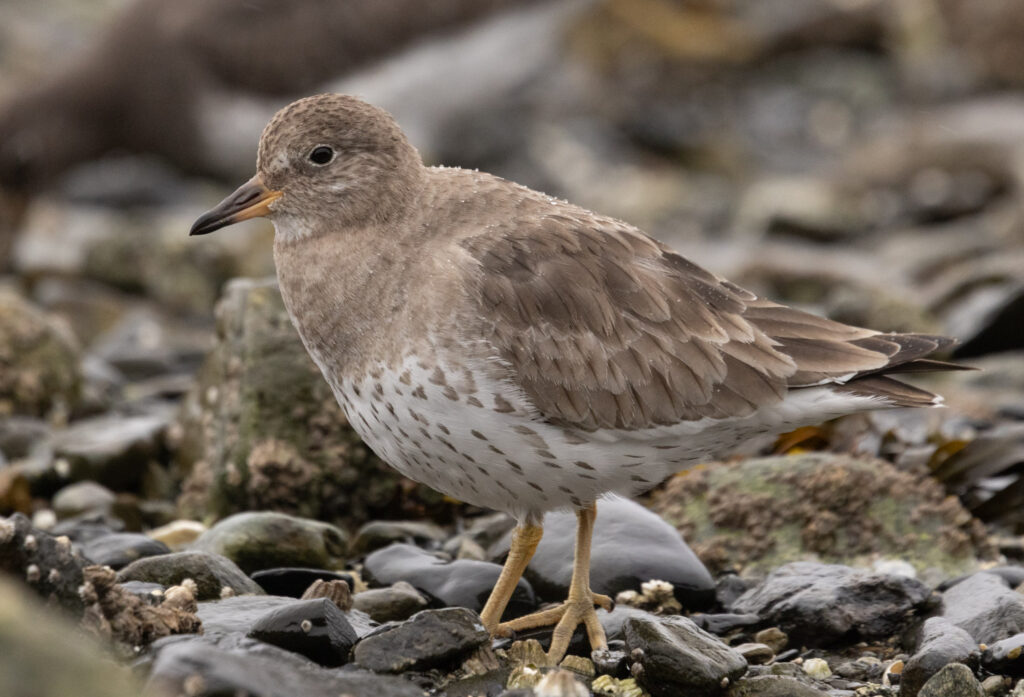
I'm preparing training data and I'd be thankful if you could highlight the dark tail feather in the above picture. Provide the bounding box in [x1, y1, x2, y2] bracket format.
[832, 375, 943, 408]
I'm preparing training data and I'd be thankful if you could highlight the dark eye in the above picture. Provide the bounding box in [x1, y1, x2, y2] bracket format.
[309, 146, 334, 165]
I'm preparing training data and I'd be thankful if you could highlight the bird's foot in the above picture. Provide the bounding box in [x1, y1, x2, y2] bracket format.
[494, 591, 612, 662]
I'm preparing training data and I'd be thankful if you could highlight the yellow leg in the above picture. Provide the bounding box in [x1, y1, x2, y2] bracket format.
[496, 503, 611, 662]
[479, 522, 544, 632]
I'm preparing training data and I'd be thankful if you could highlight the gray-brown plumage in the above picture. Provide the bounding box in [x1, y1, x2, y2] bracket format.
[190, 93, 964, 661]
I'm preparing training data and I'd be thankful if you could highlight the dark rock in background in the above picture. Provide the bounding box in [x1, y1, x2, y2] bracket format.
[940, 572, 1024, 645]
[250, 567, 356, 598]
[117, 550, 263, 599]
[79, 531, 169, 569]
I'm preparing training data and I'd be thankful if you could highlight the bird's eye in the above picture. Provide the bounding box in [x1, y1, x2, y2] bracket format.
[309, 146, 334, 165]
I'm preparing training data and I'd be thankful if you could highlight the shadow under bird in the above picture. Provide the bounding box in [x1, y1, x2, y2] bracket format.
[190, 94, 965, 662]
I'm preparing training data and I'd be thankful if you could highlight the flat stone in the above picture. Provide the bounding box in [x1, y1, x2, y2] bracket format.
[191, 511, 348, 574]
[248, 597, 358, 667]
[623, 613, 748, 697]
[250, 567, 356, 598]
[52, 481, 116, 519]
[917, 663, 985, 697]
[197, 594, 377, 639]
[727, 675, 829, 696]
[80, 532, 170, 569]
[53, 413, 168, 490]
[352, 581, 429, 623]
[352, 607, 488, 673]
[490, 497, 714, 610]
[146, 635, 425, 697]
[901, 617, 979, 697]
[118, 551, 264, 600]
[363, 543, 535, 619]
[942, 572, 1024, 644]
[351, 520, 448, 555]
[731, 562, 934, 645]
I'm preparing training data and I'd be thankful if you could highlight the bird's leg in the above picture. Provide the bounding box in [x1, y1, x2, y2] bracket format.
[479, 521, 544, 633]
[496, 503, 612, 662]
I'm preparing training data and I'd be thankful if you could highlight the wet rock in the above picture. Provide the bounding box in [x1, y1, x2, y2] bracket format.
[353, 581, 430, 623]
[147, 519, 206, 551]
[0, 513, 90, 612]
[175, 278, 448, 526]
[364, 543, 535, 619]
[491, 497, 714, 609]
[191, 511, 347, 574]
[51, 480, 115, 519]
[118, 551, 263, 600]
[80, 532, 170, 569]
[248, 597, 358, 667]
[196, 594, 377, 639]
[352, 607, 488, 673]
[623, 613, 747, 697]
[351, 519, 448, 555]
[942, 572, 1024, 644]
[250, 567, 356, 598]
[901, 617, 979, 697]
[146, 635, 426, 697]
[52, 412, 168, 490]
[79, 565, 201, 651]
[691, 613, 762, 636]
[982, 632, 1024, 677]
[727, 675, 829, 696]
[731, 562, 935, 646]
[0, 576, 143, 697]
[0, 290, 81, 419]
[940, 566, 1024, 592]
[917, 663, 984, 697]
[650, 453, 992, 580]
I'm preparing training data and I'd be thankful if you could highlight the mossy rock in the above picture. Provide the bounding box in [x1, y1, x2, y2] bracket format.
[0, 290, 81, 419]
[648, 453, 995, 582]
[174, 278, 451, 527]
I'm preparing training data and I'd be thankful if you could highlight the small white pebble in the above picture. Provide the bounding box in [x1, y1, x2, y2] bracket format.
[53, 458, 71, 478]
[803, 657, 832, 679]
[31, 510, 57, 531]
[300, 619, 313, 633]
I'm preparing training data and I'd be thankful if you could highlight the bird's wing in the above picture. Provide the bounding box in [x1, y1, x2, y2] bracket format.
[458, 212, 948, 432]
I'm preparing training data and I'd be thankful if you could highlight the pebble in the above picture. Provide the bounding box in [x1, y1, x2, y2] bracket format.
[982, 632, 1024, 676]
[726, 674, 830, 696]
[691, 613, 761, 636]
[363, 543, 535, 618]
[735, 643, 775, 664]
[942, 572, 1024, 644]
[352, 607, 488, 673]
[352, 581, 429, 623]
[489, 497, 714, 610]
[191, 511, 348, 574]
[351, 519, 448, 555]
[901, 617, 980, 697]
[79, 531, 170, 569]
[250, 567, 356, 598]
[196, 594, 377, 639]
[801, 657, 831, 679]
[247, 597, 358, 667]
[117, 551, 264, 600]
[621, 613, 747, 697]
[731, 562, 934, 645]
[917, 663, 985, 697]
[51, 480, 116, 519]
[146, 519, 206, 550]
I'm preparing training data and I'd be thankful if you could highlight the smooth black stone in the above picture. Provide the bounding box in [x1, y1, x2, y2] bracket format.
[79, 532, 170, 569]
[251, 567, 355, 598]
[691, 613, 762, 636]
[981, 631, 1024, 676]
[352, 607, 488, 673]
[363, 543, 535, 620]
[119, 551, 264, 600]
[622, 614, 747, 697]
[351, 520, 447, 555]
[490, 497, 715, 610]
[197, 595, 377, 639]
[248, 597, 358, 667]
[941, 572, 1024, 644]
[902, 617, 979, 697]
[145, 635, 425, 697]
[938, 566, 1024, 592]
[731, 562, 935, 646]
[717, 574, 755, 611]
[352, 582, 429, 623]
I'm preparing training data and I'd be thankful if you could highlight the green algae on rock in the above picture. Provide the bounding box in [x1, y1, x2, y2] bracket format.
[174, 278, 452, 526]
[648, 453, 994, 582]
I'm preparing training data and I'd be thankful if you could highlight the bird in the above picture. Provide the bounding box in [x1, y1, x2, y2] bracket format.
[190, 93, 963, 662]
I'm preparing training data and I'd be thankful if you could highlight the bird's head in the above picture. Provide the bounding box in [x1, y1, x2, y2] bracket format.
[190, 93, 422, 240]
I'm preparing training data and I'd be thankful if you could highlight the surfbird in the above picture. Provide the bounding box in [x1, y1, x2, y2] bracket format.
[190, 94, 962, 661]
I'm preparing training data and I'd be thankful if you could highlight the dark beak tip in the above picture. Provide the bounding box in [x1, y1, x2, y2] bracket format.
[189, 212, 222, 237]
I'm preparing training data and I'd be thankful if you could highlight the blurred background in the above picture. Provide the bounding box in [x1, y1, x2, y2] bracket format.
[1, 0, 1024, 621]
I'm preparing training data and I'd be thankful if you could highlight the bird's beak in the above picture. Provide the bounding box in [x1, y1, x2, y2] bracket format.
[189, 174, 282, 236]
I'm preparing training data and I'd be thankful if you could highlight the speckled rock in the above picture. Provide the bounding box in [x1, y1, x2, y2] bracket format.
[352, 607, 488, 673]
[0, 513, 90, 612]
[0, 290, 81, 419]
[901, 617, 979, 697]
[190, 511, 347, 574]
[0, 576, 143, 697]
[649, 454, 992, 580]
[118, 551, 264, 600]
[363, 543, 535, 619]
[248, 597, 358, 667]
[174, 278, 449, 526]
[623, 613, 747, 697]
[941, 572, 1024, 645]
[917, 663, 985, 697]
[490, 497, 714, 609]
[730, 562, 935, 646]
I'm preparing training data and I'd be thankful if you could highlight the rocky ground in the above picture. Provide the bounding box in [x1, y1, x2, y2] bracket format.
[2, 1, 1024, 696]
